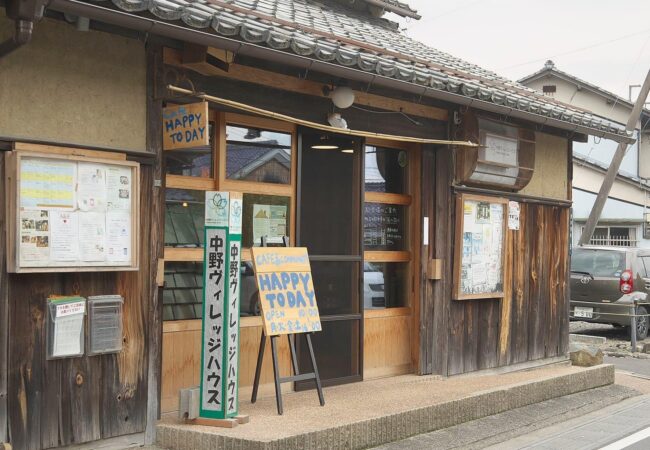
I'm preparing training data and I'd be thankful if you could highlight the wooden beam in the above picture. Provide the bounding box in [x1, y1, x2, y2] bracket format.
[163, 47, 447, 122]
[182, 43, 233, 75]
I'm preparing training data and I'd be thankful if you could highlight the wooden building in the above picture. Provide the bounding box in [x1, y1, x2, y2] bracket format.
[0, 0, 635, 448]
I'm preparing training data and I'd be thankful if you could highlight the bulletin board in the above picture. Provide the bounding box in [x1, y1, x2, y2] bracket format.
[5, 148, 140, 273]
[453, 193, 507, 300]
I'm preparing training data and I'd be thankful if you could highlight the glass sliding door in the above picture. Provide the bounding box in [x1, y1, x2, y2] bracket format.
[297, 129, 363, 387]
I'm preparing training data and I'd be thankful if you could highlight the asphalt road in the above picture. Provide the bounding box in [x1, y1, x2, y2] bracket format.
[605, 355, 650, 378]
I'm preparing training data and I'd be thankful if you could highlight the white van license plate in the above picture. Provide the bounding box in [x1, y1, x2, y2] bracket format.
[574, 306, 594, 318]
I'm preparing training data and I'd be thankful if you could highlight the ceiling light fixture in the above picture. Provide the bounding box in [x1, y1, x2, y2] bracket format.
[323, 85, 355, 109]
[327, 112, 348, 129]
[311, 135, 339, 150]
[341, 149, 354, 154]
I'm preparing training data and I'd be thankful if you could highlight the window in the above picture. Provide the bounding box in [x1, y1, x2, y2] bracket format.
[363, 142, 414, 310]
[364, 145, 407, 194]
[163, 262, 203, 320]
[165, 189, 205, 248]
[225, 124, 291, 184]
[582, 226, 638, 247]
[165, 122, 215, 178]
[571, 249, 625, 277]
[162, 111, 296, 321]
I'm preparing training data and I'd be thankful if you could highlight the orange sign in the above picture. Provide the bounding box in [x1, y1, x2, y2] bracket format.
[251, 247, 321, 336]
[162, 102, 209, 150]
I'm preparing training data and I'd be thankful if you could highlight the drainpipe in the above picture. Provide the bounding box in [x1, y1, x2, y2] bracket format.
[0, 18, 34, 58]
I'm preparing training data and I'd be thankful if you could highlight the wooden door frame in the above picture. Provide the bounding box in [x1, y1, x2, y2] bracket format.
[295, 128, 364, 388]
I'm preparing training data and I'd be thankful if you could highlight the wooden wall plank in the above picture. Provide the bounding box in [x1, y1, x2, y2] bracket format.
[8, 274, 61, 450]
[545, 207, 560, 358]
[364, 315, 412, 379]
[418, 148, 435, 375]
[510, 203, 530, 364]
[478, 300, 500, 370]
[431, 147, 451, 376]
[559, 208, 570, 356]
[145, 42, 165, 445]
[0, 153, 8, 444]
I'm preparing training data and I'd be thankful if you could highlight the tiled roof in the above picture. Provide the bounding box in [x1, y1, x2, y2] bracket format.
[83, 0, 629, 139]
[520, 61, 650, 121]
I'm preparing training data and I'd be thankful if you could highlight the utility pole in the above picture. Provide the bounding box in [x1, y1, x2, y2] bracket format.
[579, 69, 650, 246]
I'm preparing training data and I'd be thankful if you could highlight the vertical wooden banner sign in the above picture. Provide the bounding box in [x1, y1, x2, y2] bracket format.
[200, 191, 242, 421]
[225, 192, 242, 417]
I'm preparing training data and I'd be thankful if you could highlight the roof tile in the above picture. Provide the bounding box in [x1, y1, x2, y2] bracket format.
[88, 0, 628, 137]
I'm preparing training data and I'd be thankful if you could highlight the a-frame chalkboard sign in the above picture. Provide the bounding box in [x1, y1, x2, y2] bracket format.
[250, 237, 325, 415]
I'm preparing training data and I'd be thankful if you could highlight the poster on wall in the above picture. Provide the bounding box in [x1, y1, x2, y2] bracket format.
[455, 195, 506, 299]
[252, 204, 287, 244]
[11, 153, 139, 272]
[20, 158, 76, 210]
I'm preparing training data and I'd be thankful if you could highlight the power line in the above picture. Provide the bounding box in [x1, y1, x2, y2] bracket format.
[500, 27, 650, 71]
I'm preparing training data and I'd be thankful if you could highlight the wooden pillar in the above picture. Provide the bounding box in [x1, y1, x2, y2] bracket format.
[0, 153, 8, 444]
[144, 42, 165, 445]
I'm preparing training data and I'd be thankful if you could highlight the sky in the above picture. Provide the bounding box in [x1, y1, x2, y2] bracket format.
[394, 0, 650, 100]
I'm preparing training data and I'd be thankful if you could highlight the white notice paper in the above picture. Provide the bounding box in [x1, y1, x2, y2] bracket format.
[106, 211, 131, 263]
[79, 212, 106, 261]
[77, 163, 107, 211]
[50, 211, 79, 261]
[508, 201, 520, 230]
[52, 300, 85, 357]
[107, 166, 132, 210]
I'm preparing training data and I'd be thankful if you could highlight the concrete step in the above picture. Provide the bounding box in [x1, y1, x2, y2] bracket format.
[155, 364, 616, 450]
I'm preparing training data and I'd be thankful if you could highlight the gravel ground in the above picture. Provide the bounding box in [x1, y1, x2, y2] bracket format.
[570, 321, 650, 358]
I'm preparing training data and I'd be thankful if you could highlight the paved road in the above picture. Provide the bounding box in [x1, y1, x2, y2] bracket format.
[373, 384, 643, 450]
[605, 355, 650, 378]
[489, 395, 650, 450]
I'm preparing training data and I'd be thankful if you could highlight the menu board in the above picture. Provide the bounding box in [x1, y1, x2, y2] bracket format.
[455, 195, 506, 299]
[8, 152, 139, 272]
[364, 203, 404, 250]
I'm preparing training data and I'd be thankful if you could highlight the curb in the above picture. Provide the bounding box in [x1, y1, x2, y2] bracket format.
[570, 334, 607, 345]
[156, 364, 615, 450]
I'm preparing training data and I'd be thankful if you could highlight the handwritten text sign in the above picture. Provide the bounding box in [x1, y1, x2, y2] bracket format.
[162, 102, 209, 150]
[251, 247, 321, 336]
[200, 227, 226, 415]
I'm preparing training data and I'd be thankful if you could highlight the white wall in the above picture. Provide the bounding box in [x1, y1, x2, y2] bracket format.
[571, 188, 650, 248]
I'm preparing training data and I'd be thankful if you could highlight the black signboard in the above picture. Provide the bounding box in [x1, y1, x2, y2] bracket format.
[364, 203, 405, 250]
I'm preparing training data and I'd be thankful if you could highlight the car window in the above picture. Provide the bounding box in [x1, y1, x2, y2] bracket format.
[571, 249, 625, 277]
[642, 256, 650, 277]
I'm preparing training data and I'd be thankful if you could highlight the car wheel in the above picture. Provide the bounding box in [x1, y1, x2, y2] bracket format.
[634, 306, 649, 341]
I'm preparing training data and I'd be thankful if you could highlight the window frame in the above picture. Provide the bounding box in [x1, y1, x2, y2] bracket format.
[163, 110, 298, 323]
[363, 138, 419, 315]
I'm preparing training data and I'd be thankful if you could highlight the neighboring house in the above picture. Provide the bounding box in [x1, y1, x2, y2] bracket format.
[520, 61, 650, 247]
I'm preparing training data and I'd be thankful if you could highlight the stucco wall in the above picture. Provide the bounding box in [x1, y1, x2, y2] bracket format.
[0, 13, 146, 152]
[519, 132, 568, 200]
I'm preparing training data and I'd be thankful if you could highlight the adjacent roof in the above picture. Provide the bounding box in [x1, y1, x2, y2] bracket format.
[519, 60, 650, 122]
[57, 0, 631, 141]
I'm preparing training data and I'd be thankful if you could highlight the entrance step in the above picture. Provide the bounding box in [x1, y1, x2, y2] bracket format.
[155, 364, 615, 450]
